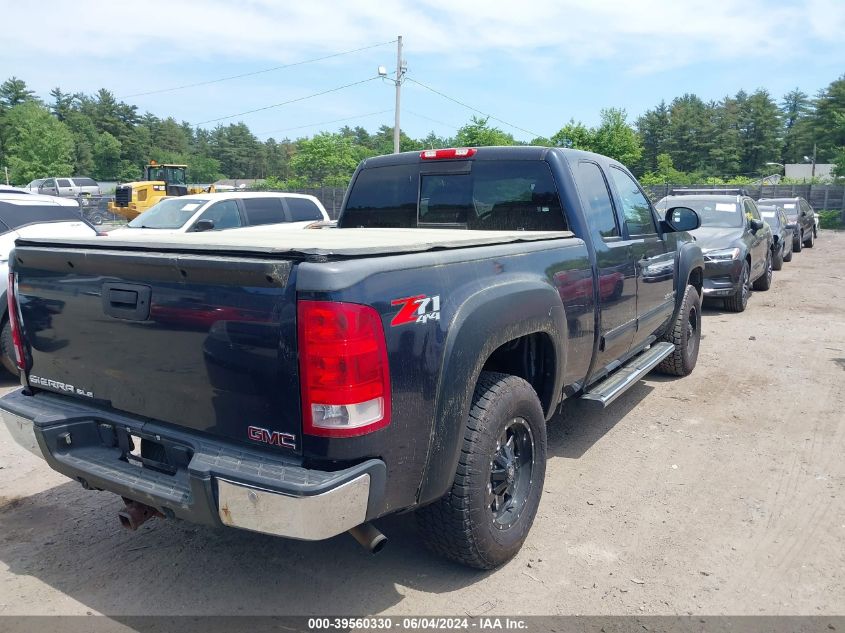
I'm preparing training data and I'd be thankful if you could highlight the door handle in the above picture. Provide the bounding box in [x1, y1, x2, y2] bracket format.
[102, 282, 151, 320]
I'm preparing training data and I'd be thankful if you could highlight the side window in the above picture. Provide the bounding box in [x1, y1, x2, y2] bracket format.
[744, 199, 760, 221]
[57, 179, 71, 188]
[608, 167, 656, 235]
[285, 197, 324, 222]
[195, 200, 242, 230]
[242, 197, 287, 226]
[576, 162, 619, 239]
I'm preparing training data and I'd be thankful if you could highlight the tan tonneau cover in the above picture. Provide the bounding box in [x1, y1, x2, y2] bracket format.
[18, 227, 575, 258]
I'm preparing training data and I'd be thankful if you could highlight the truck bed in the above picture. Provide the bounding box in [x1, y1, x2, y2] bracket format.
[16, 227, 574, 259]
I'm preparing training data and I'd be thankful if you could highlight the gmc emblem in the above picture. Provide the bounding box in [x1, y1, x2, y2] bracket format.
[247, 425, 296, 450]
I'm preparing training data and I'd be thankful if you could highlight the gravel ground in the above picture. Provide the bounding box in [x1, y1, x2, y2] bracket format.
[0, 231, 842, 617]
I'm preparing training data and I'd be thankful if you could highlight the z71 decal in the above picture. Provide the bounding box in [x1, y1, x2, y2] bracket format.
[391, 295, 441, 326]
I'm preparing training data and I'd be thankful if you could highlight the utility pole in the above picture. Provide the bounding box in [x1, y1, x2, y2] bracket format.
[811, 142, 817, 180]
[393, 36, 405, 154]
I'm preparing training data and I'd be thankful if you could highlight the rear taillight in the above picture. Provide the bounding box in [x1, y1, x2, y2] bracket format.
[420, 147, 477, 160]
[7, 272, 26, 371]
[298, 300, 391, 437]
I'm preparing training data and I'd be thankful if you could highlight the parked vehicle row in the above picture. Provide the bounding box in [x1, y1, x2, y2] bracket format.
[759, 197, 817, 251]
[655, 190, 818, 312]
[0, 149, 822, 571]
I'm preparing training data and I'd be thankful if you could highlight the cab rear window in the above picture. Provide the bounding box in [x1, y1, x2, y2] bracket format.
[341, 160, 567, 231]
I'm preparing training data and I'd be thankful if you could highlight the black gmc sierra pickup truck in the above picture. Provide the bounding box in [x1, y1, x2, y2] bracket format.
[1, 147, 704, 569]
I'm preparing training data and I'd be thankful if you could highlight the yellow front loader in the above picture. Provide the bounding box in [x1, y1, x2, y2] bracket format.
[108, 161, 214, 220]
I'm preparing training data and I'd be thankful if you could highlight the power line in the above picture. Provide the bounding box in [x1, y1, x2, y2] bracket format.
[256, 109, 392, 136]
[195, 76, 382, 126]
[405, 109, 461, 131]
[122, 39, 397, 99]
[405, 76, 541, 138]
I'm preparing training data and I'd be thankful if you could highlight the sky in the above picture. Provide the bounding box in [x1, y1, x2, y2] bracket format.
[2, 0, 844, 143]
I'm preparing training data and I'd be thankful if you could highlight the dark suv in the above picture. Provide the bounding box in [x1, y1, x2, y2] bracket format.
[657, 193, 772, 312]
[758, 197, 816, 251]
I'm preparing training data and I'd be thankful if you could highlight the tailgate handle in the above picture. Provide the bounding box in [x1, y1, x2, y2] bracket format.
[102, 283, 151, 321]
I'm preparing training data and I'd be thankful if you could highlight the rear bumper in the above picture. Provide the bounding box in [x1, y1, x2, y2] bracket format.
[0, 389, 385, 541]
[701, 259, 743, 297]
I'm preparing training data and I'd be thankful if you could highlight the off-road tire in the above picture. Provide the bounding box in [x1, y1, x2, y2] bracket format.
[752, 252, 772, 291]
[772, 246, 784, 271]
[416, 372, 547, 570]
[724, 261, 750, 313]
[0, 319, 19, 377]
[656, 284, 701, 377]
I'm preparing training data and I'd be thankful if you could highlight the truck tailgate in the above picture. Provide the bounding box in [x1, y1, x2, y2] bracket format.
[12, 245, 301, 455]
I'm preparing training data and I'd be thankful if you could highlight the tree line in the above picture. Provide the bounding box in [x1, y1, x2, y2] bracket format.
[0, 74, 843, 188]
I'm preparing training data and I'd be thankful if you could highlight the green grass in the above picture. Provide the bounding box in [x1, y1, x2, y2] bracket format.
[818, 209, 844, 230]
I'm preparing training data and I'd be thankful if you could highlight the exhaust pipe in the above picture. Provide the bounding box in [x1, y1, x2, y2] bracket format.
[348, 523, 387, 554]
[118, 498, 164, 531]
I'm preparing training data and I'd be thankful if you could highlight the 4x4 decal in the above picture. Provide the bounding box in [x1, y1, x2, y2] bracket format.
[391, 295, 441, 326]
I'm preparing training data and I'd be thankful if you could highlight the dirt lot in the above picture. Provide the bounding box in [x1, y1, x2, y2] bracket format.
[0, 231, 842, 617]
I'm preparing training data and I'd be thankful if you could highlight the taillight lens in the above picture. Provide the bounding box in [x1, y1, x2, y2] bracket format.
[298, 300, 391, 437]
[7, 272, 26, 371]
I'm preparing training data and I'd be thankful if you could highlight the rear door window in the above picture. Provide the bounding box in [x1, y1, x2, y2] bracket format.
[285, 197, 324, 221]
[72, 178, 98, 187]
[576, 161, 619, 239]
[242, 197, 288, 226]
[57, 179, 71, 188]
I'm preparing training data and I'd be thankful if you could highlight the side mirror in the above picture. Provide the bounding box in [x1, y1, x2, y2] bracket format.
[662, 206, 700, 232]
[750, 219, 764, 232]
[192, 219, 215, 232]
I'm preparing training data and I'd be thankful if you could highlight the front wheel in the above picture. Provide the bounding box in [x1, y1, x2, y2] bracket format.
[724, 261, 750, 313]
[804, 229, 814, 248]
[783, 244, 793, 262]
[656, 284, 701, 377]
[794, 234, 803, 253]
[416, 372, 547, 569]
[772, 246, 784, 271]
[753, 252, 772, 291]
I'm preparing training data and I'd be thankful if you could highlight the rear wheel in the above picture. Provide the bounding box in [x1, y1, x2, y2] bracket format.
[0, 320, 19, 377]
[753, 252, 772, 291]
[656, 284, 701, 377]
[724, 261, 750, 313]
[416, 372, 547, 569]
